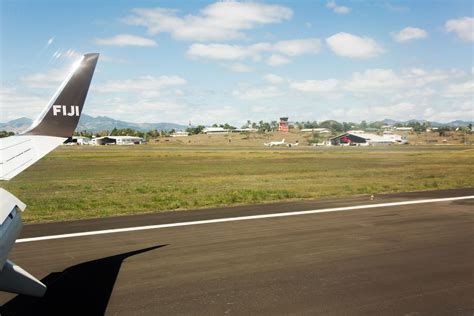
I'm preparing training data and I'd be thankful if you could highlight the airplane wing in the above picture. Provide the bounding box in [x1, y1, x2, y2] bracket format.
[0, 136, 65, 181]
[0, 53, 99, 297]
[0, 53, 99, 181]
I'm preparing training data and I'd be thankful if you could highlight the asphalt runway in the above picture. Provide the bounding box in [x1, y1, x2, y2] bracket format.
[0, 188, 473, 315]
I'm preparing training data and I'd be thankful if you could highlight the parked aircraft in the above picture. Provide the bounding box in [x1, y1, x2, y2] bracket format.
[264, 139, 286, 147]
[0, 53, 99, 297]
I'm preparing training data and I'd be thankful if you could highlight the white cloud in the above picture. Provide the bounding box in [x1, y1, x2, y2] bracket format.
[272, 38, 321, 56]
[327, 100, 473, 123]
[371, 102, 417, 117]
[232, 86, 282, 100]
[288, 66, 471, 123]
[266, 54, 291, 66]
[124, 2, 292, 42]
[443, 80, 474, 97]
[423, 101, 473, 122]
[21, 65, 71, 88]
[87, 97, 192, 124]
[188, 38, 320, 66]
[6, 69, 472, 126]
[0, 87, 46, 122]
[385, 3, 409, 13]
[46, 37, 54, 47]
[328, 102, 418, 122]
[290, 79, 339, 92]
[393, 88, 436, 100]
[344, 68, 464, 93]
[222, 63, 254, 73]
[263, 74, 285, 84]
[326, 33, 384, 59]
[94, 34, 158, 47]
[326, 0, 350, 14]
[401, 68, 464, 86]
[99, 55, 128, 63]
[95, 75, 186, 94]
[20, 51, 131, 91]
[445, 17, 474, 42]
[288, 68, 466, 101]
[345, 69, 404, 91]
[188, 43, 257, 60]
[191, 105, 247, 125]
[392, 27, 427, 43]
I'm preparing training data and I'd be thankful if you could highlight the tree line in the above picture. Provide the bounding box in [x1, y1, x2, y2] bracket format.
[74, 128, 168, 139]
[2, 121, 470, 139]
[0, 131, 15, 138]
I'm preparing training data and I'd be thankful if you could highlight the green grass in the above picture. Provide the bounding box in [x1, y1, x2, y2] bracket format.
[1, 145, 473, 222]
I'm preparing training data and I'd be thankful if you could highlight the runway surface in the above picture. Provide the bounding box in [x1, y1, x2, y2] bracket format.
[1, 188, 473, 315]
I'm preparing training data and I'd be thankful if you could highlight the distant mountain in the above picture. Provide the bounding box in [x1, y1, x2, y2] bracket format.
[0, 114, 187, 133]
[380, 119, 398, 125]
[406, 119, 430, 124]
[0, 117, 32, 132]
[433, 120, 474, 127]
[77, 114, 187, 132]
[379, 118, 431, 125]
[380, 118, 473, 127]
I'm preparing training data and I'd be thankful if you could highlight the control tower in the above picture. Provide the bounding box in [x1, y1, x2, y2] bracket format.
[278, 117, 289, 132]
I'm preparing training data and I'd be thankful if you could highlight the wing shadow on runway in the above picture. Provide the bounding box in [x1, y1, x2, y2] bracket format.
[0, 245, 166, 316]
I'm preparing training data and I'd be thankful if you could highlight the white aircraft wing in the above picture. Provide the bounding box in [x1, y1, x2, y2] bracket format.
[0, 136, 65, 180]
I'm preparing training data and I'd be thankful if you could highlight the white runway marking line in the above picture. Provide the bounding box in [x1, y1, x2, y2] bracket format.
[17, 195, 474, 243]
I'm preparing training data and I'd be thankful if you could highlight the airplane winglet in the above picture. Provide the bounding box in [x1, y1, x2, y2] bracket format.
[22, 53, 99, 137]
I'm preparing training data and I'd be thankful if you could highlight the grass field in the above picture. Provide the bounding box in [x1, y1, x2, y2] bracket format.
[1, 144, 473, 223]
[151, 130, 474, 147]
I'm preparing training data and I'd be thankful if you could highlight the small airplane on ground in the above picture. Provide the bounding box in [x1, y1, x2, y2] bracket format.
[0, 53, 99, 297]
[264, 139, 286, 147]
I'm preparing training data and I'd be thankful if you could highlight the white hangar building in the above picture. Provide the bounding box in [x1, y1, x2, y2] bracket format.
[330, 132, 407, 146]
[90, 136, 144, 145]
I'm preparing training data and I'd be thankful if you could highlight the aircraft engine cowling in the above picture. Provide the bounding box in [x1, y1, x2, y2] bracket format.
[0, 188, 46, 297]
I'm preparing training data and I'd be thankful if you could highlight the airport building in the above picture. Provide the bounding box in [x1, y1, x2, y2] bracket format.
[278, 117, 289, 132]
[330, 132, 407, 146]
[300, 128, 331, 134]
[171, 131, 189, 137]
[90, 136, 144, 145]
[70, 136, 91, 145]
[203, 127, 228, 134]
[394, 127, 413, 131]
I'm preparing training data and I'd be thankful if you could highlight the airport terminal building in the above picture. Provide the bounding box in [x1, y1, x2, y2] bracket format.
[330, 132, 407, 146]
[90, 136, 144, 145]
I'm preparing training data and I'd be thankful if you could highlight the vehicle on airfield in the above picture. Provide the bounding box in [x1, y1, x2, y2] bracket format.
[0, 53, 99, 297]
[287, 141, 299, 147]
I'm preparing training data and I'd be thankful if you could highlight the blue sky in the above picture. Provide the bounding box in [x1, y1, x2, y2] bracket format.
[1, 0, 473, 125]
